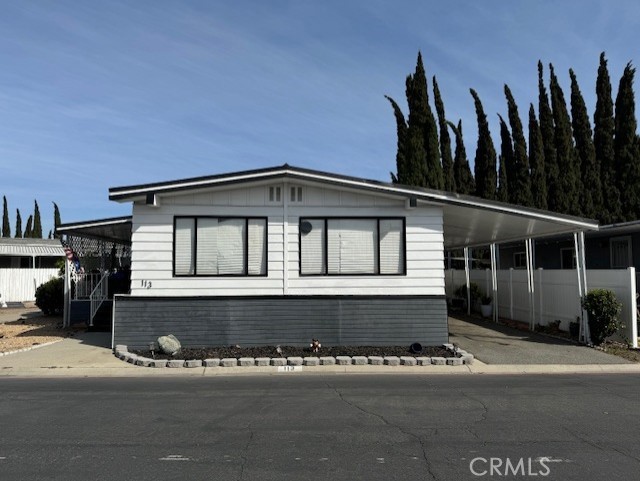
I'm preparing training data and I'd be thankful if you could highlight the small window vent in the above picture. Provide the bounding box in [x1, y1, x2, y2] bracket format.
[268, 186, 282, 203]
[290, 186, 303, 203]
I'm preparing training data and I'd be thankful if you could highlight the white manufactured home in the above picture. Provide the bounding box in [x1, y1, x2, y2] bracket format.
[58, 165, 598, 349]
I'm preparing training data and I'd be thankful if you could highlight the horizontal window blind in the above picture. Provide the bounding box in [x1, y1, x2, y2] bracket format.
[175, 218, 195, 275]
[327, 219, 378, 274]
[248, 219, 267, 275]
[300, 219, 326, 275]
[217, 218, 245, 275]
[379, 219, 403, 274]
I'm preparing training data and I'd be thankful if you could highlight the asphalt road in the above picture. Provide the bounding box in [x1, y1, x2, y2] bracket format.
[1, 374, 639, 481]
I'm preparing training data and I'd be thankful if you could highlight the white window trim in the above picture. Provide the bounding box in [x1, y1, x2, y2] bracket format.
[610, 235, 632, 269]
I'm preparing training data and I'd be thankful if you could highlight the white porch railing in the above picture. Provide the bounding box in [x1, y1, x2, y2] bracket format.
[74, 272, 103, 300]
[89, 271, 109, 327]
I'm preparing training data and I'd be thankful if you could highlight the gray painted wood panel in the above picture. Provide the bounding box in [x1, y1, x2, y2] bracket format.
[113, 295, 448, 349]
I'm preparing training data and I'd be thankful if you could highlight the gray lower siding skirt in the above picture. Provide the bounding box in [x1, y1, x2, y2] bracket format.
[113, 295, 449, 349]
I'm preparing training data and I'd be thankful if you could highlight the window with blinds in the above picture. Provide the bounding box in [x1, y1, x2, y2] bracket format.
[299, 217, 405, 276]
[174, 217, 267, 276]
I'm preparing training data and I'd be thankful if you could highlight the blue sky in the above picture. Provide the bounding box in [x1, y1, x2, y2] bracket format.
[1, 1, 638, 234]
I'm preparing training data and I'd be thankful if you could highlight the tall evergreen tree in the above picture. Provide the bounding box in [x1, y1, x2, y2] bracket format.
[528, 104, 548, 210]
[569, 69, 602, 219]
[497, 115, 514, 203]
[405, 53, 443, 189]
[614, 62, 640, 221]
[53, 202, 62, 239]
[24, 215, 33, 238]
[538, 61, 561, 212]
[594, 52, 621, 223]
[470, 89, 497, 200]
[447, 120, 475, 195]
[32, 200, 42, 238]
[549, 64, 581, 216]
[2, 196, 9, 238]
[504, 85, 533, 206]
[385, 95, 409, 184]
[433, 76, 455, 191]
[14, 209, 22, 238]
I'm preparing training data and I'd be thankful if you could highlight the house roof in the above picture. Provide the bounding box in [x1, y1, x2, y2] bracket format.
[107, 164, 598, 249]
[56, 216, 132, 245]
[0, 238, 65, 257]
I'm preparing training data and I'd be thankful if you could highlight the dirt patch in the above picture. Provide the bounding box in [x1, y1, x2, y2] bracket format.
[0, 310, 69, 353]
[598, 341, 640, 363]
[132, 345, 454, 360]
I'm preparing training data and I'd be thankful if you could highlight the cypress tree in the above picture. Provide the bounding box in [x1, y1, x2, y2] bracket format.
[433, 76, 455, 191]
[594, 52, 621, 224]
[2, 196, 9, 238]
[32, 200, 42, 238]
[404, 68, 428, 187]
[528, 104, 548, 210]
[549, 64, 581, 215]
[470, 89, 497, 200]
[14, 209, 22, 238]
[385, 95, 409, 184]
[569, 69, 602, 219]
[538, 62, 561, 212]
[447, 120, 475, 195]
[406, 53, 443, 189]
[504, 85, 533, 206]
[497, 115, 514, 203]
[53, 202, 62, 239]
[24, 215, 33, 238]
[614, 63, 640, 221]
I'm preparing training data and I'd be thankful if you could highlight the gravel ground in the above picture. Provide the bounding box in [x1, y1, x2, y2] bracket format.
[0, 307, 68, 353]
[132, 344, 454, 360]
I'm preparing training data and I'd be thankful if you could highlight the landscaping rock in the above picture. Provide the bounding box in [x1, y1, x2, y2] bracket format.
[431, 357, 446, 365]
[238, 357, 255, 366]
[220, 358, 238, 367]
[158, 334, 181, 356]
[270, 358, 287, 366]
[415, 357, 432, 366]
[461, 354, 474, 365]
[185, 360, 203, 368]
[115, 344, 127, 353]
[287, 357, 304, 366]
[117, 351, 128, 360]
[125, 354, 138, 364]
[303, 357, 320, 366]
[383, 356, 400, 366]
[400, 356, 417, 366]
[443, 343, 454, 350]
[368, 356, 384, 365]
[150, 360, 167, 368]
[319, 356, 336, 365]
[447, 358, 464, 366]
[255, 357, 271, 366]
[135, 357, 152, 367]
[336, 356, 352, 365]
[166, 359, 185, 368]
[203, 358, 220, 367]
[352, 356, 368, 365]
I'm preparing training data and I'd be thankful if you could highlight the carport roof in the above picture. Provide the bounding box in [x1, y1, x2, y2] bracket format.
[56, 216, 132, 245]
[106, 164, 598, 248]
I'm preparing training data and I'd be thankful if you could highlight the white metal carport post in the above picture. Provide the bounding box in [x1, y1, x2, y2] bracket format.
[464, 247, 471, 315]
[525, 238, 536, 330]
[490, 243, 498, 322]
[63, 258, 70, 328]
[574, 231, 591, 344]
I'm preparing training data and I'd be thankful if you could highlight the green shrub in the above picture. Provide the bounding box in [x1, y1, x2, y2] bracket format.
[581, 289, 623, 345]
[454, 282, 482, 303]
[35, 277, 64, 316]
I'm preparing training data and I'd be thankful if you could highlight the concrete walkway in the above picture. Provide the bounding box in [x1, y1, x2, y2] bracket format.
[449, 315, 629, 364]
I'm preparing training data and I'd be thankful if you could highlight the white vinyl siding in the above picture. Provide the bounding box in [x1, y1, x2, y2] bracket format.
[327, 219, 378, 274]
[174, 218, 195, 275]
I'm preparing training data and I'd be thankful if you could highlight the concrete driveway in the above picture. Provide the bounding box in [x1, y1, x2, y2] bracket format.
[449, 315, 629, 365]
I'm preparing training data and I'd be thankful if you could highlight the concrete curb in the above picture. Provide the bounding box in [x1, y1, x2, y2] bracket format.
[114, 344, 473, 370]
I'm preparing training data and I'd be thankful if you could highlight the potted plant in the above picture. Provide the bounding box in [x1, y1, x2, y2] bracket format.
[480, 295, 492, 318]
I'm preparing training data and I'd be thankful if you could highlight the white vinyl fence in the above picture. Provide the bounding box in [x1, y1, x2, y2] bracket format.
[0, 268, 59, 303]
[445, 268, 638, 348]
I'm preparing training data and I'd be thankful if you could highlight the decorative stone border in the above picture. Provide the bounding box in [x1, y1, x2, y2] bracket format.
[113, 343, 474, 368]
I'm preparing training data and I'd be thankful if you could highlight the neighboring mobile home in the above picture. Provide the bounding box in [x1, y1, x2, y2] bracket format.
[0, 238, 64, 304]
[58, 165, 598, 349]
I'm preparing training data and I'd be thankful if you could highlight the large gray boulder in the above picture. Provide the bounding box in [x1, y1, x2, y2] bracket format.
[157, 334, 181, 356]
